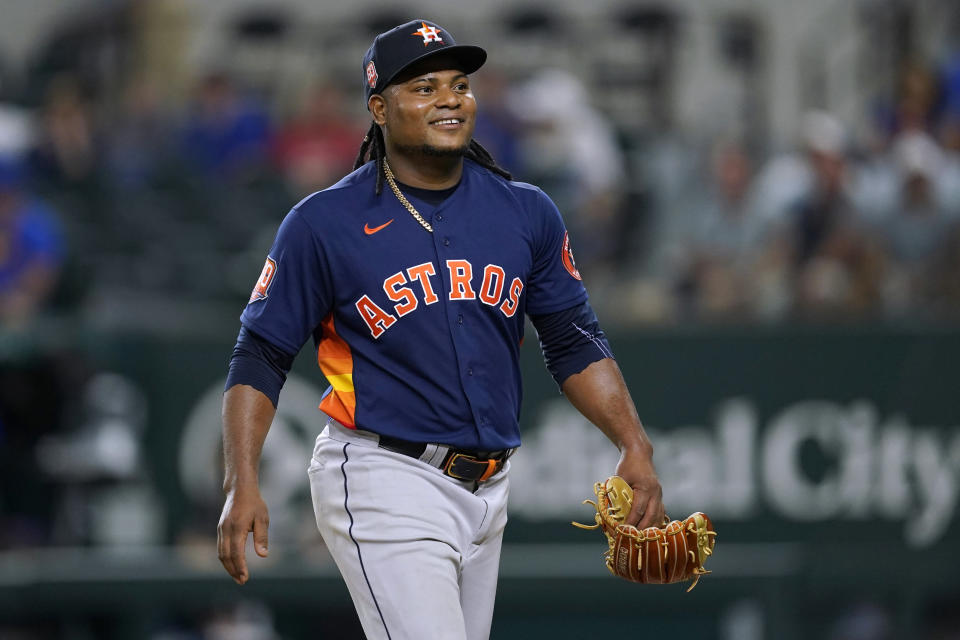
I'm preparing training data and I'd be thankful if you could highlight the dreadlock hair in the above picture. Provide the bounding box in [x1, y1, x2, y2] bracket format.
[353, 122, 513, 195]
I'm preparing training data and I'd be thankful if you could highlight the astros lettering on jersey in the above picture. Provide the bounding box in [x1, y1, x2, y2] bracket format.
[242, 159, 587, 452]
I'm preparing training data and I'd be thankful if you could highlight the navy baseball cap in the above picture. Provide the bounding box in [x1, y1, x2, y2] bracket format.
[362, 20, 486, 107]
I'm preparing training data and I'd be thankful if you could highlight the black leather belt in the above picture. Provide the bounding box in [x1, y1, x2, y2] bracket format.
[377, 434, 514, 483]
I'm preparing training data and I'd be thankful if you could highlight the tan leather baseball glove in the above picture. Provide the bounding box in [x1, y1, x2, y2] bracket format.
[573, 475, 717, 591]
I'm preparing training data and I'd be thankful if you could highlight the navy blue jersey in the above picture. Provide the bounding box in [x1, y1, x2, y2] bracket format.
[241, 159, 587, 450]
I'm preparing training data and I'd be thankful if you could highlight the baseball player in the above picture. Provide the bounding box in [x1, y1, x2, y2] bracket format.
[217, 19, 664, 640]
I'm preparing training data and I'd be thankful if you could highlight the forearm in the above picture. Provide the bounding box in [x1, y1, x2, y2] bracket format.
[563, 357, 663, 527]
[222, 384, 277, 492]
[561, 358, 653, 455]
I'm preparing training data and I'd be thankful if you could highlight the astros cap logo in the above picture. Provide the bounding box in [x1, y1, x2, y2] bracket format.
[412, 21, 444, 46]
[366, 61, 378, 88]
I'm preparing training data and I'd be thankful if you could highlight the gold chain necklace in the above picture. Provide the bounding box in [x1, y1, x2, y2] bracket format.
[382, 160, 434, 233]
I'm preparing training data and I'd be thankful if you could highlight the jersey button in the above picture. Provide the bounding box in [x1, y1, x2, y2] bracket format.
[436, 214, 443, 221]
[443, 237, 450, 246]
[467, 368, 473, 376]
[457, 314, 463, 325]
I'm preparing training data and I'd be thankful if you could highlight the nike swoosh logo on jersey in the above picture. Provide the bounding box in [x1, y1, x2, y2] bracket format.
[364, 219, 394, 235]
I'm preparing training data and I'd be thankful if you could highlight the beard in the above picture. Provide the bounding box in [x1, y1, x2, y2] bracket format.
[395, 142, 469, 158]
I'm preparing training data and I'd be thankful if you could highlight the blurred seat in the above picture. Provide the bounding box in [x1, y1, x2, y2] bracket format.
[496, 7, 574, 78]
[225, 8, 296, 95]
[591, 5, 681, 135]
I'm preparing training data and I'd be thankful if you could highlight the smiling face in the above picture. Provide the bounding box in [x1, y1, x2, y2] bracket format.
[369, 54, 477, 158]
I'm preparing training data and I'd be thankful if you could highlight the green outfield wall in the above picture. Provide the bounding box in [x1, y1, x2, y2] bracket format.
[1, 324, 958, 638]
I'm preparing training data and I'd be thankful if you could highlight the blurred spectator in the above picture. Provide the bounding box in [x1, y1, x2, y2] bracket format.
[848, 139, 900, 224]
[751, 148, 814, 228]
[872, 61, 942, 140]
[766, 111, 884, 319]
[29, 75, 100, 188]
[673, 140, 772, 319]
[0, 155, 63, 328]
[791, 112, 855, 259]
[878, 132, 959, 316]
[934, 114, 960, 216]
[895, 61, 941, 134]
[180, 72, 271, 182]
[271, 81, 364, 197]
[507, 69, 626, 275]
[0, 103, 33, 156]
[104, 76, 176, 190]
[471, 68, 522, 175]
[942, 51, 960, 121]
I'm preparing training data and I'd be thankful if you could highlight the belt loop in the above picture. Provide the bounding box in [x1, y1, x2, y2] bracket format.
[418, 443, 438, 465]
[423, 444, 449, 467]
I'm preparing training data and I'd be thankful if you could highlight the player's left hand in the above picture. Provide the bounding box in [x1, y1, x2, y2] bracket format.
[614, 445, 664, 530]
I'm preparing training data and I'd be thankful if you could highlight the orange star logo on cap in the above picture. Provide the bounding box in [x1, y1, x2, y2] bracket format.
[412, 22, 443, 46]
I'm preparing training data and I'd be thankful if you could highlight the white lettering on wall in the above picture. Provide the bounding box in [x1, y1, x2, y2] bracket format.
[508, 398, 960, 548]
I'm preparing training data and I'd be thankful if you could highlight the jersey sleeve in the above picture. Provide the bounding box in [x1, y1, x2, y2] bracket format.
[524, 189, 589, 315]
[240, 210, 333, 354]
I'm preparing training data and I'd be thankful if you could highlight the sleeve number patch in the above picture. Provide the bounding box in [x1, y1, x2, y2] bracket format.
[249, 257, 277, 303]
[561, 232, 581, 280]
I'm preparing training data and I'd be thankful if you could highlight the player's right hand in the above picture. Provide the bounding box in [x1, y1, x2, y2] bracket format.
[614, 445, 665, 530]
[217, 485, 270, 585]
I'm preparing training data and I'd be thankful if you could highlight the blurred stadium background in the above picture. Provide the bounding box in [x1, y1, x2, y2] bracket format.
[1, 0, 959, 638]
